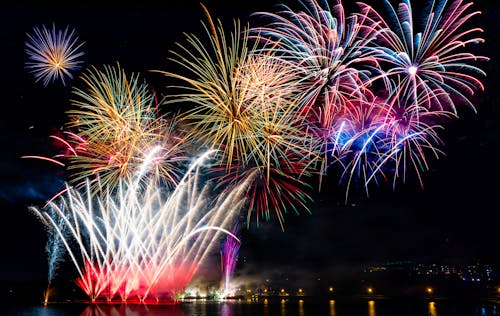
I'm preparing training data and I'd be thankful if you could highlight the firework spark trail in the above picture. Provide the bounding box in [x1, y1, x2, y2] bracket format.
[220, 225, 240, 297]
[251, 0, 381, 103]
[359, 0, 488, 115]
[64, 63, 187, 192]
[45, 212, 66, 284]
[22, 63, 187, 197]
[249, 0, 487, 197]
[25, 23, 85, 86]
[160, 7, 315, 228]
[332, 0, 488, 195]
[316, 93, 448, 200]
[37, 207, 68, 304]
[160, 8, 255, 167]
[30, 149, 247, 302]
[249, 0, 384, 188]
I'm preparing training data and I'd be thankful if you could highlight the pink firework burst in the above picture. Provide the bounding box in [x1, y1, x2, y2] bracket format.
[359, 0, 488, 115]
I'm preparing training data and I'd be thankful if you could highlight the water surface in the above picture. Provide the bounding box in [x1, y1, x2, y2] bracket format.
[4, 298, 499, 316]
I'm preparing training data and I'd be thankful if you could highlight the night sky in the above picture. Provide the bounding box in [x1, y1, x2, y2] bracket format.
[0, 0, 498, 288]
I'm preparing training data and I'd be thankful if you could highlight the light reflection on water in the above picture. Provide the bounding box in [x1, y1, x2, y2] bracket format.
[429, 301, 438, 316]
[263, 298, 270, 316]
[298, 299, 305, 316]
[280, 298, 286, 316]
[368, 300, 377, 316]
[329, 299, 336, 316]
[5, 299, 500, 316]
[220, 302, 233, 316]
[80, 303, 185, 316]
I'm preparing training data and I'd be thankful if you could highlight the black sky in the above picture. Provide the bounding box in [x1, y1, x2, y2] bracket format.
[0, 0, 498, 285]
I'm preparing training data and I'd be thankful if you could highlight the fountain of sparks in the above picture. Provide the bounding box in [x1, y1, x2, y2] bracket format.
[220, 225, 240, 298]
[31, 148, 248, 303]
[42, 208, 67, 305]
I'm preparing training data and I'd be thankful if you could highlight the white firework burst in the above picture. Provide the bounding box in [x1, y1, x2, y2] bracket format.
[25, 23, 85, 86]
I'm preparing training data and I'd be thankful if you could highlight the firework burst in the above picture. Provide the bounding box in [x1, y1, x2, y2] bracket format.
[161, 6, 256, 166]
[65, 63, 186, 191]
[251, 0, 381, 103]
[160, 7, 314, 227]
[25, 23, 85, 86]
[250, 0, 384, 185]
[331, 95, 448, 199]
[359, 0, 488, 115]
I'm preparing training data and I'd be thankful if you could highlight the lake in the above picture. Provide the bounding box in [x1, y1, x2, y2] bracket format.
[4, 298, 500, 316]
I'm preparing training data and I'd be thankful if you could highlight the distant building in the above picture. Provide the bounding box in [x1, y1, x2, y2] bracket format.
[364, 260, 497, 284]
